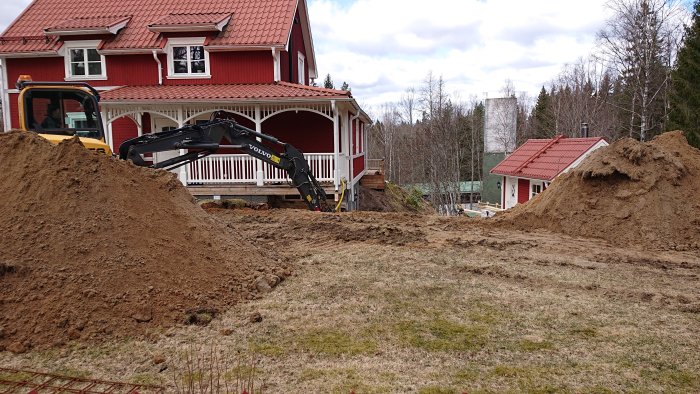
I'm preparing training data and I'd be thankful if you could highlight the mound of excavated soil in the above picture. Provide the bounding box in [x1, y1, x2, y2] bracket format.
[359, 184, 433, 213]
[0, 132, 288, 353]
[494, 131, 700, 251]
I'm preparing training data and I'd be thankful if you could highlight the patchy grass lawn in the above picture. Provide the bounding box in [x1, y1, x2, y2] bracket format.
[1, 210, 699, 393]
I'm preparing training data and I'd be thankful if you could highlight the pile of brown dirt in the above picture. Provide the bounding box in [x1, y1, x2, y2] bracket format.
[494, 131, 700, 251]
[0, 132, 287, 353]
[359, 183, 433, 213]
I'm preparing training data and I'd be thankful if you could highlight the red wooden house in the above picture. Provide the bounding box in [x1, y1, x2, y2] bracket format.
[0, 0, 371, 208]
[490, 135, 608, 209]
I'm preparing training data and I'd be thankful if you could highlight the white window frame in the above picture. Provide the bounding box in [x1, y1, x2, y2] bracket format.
[531, 183, 542, 199]
[61, 40, 107, 81]
[166, 37, 211, 79]
[297, 52, 306, 85]
[66, 112, 87, 128]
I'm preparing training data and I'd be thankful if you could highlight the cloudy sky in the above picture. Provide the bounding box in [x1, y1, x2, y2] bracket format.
[1, 0, 620, 112]
[308, 0, 615, 110]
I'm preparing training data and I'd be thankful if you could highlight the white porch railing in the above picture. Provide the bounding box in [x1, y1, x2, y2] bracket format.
[186, 153, 335, 184]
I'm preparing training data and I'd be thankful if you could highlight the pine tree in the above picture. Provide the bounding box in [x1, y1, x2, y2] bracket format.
[323, 74, 335, 89]
[530, 87, 554, 138]
[668, 1, 700, 148]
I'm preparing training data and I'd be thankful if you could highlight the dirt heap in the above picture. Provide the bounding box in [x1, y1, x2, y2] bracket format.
[359, 183, 433, 213]
[495, 131, 700, 251]
[0, 132, 287, 353]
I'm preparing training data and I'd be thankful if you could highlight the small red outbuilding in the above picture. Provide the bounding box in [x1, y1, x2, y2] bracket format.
[490, 135, 608, 209]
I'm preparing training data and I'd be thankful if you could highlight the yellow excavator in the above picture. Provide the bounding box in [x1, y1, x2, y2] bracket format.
[15, 76, 330, 211]
[15, 75, 112, 154]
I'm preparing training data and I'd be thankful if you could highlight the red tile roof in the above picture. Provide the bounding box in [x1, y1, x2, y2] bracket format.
[100, 82, 352, 103]
[490, 136, 607, 181]
[0, 0, 297, 54]
[45, 16, 132, 32]
[149, 13, 232, 28]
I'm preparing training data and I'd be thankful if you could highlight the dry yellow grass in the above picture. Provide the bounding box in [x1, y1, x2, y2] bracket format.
[1, 209, 699, 393]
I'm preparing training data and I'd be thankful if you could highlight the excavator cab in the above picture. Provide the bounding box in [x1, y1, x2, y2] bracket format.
[16, 76, 112, 154]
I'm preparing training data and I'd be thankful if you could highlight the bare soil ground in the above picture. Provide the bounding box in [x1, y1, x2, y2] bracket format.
[2, 208, 698, 393]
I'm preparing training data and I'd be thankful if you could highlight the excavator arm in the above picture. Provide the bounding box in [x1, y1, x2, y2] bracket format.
[118, 113, 330, 211]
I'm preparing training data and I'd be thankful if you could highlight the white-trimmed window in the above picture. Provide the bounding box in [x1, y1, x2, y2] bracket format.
[531, 183, 542, 199]
[297, 52, 305, 85]
[62, 41, 107, 80]
[167, 38, 210, 79]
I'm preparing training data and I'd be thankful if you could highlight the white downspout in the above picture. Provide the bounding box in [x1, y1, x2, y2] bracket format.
[0, 58, 11, 131]
[271, 48, 280, 82]
[152, 50, 163, 85]
[332, 100, 339, 193]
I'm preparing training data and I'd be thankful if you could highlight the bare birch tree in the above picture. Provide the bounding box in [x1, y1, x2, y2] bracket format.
[597, 0, 686, 140]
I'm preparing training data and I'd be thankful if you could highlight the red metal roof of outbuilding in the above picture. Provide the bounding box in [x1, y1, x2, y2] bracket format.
[490, 136, 607, 181]
[0, 0, 297, 53]
[100, 82, 352, 103]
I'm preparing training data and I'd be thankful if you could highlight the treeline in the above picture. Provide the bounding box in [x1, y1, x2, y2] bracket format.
[366, 0, 700, 211]
[367, 73, 485, 211]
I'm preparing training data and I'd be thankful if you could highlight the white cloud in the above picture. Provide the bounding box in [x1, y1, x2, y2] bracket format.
[2, 0, 616, 112]
[309, 0, 614, 109]
[0, 0, 31, 34]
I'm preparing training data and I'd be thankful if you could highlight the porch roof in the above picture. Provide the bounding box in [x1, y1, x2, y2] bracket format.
[100, 82, 353, 103]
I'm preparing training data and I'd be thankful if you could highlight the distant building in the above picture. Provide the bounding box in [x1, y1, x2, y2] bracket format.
[482, 97, 517, 205]
[490, 135, 608, 209]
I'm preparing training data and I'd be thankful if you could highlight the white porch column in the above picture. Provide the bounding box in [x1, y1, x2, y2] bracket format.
[0, 58, 11, 132]
[100, 109, 109, 146]
[135, 113, 143, 137]
[332, 100, 339, 192]
[255, 105, 264, 186]
[107, 122, 114, 154]
[177, 107, 187, 185]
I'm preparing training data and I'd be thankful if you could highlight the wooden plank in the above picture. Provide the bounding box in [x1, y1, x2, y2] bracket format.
[360, 174, 385, 190]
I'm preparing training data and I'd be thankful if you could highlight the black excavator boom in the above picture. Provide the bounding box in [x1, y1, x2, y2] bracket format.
[118, 112, 330, 211]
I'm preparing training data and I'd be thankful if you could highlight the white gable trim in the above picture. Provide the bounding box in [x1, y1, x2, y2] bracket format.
[560, 139, 609, 175]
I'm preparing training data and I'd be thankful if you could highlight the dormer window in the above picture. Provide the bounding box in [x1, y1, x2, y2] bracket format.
[61, 40, 107, 80]
[71, 49, 102, 76]
[166, 38, 210, 79]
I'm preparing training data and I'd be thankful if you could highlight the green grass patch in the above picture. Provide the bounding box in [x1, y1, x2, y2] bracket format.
[569, 326, 598, 338]
[452, 366, 480, 383]
[580, 386, 617, 394]
[298, 328, 378, 356]
[518, 339, 555, 352]
[49, 367, 91, 379]
[130, 373, 162, 386]
[467, 302, 508, 325]
[248, 339, 286, 357]
[489, 365, 566, 393]
[395, 318, 487, 352]
[418, 386, 458, 394]
[300, 368, 390, 394]
[641, 367, 700, 391]
[0, 370, 34, 382]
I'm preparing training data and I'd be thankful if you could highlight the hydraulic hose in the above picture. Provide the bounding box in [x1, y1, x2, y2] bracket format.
[335, 177, 347, 212]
